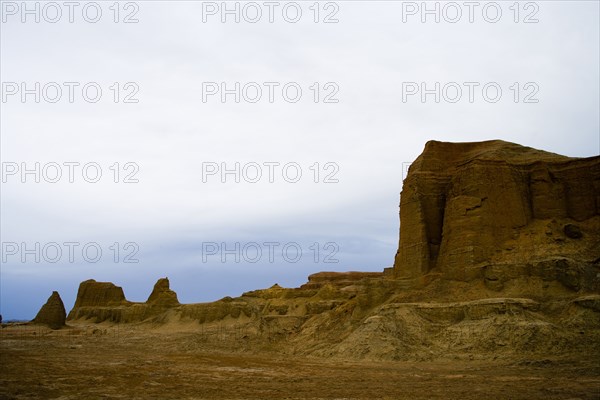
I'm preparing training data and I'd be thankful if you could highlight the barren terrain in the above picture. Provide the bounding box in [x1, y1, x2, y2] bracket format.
[1, 322, 598, 400]
[3, 141, 599, 399]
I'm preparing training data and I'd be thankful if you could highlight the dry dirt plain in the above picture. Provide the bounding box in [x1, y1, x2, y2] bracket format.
[1, 323, 599, 400]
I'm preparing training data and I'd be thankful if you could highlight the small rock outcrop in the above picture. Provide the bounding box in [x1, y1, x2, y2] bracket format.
[33, 291, 66, 329]
[301, 271, 383, 289]
[146, 278, 180, 307]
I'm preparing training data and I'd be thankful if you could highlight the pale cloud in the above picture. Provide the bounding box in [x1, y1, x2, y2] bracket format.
[1, 1, 598, 319]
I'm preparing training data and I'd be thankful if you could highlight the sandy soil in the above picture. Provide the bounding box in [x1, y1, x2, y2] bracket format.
[1, 323, 599, 400]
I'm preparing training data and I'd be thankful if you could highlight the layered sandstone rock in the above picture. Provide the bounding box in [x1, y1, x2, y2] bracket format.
[67, 280, 129, 321]
[300, 272, 383, 289]
[147, 277, 180, 307]
[70, 279, 127, 309]
[393, 140, 600, 290]
[68, 278, 183, 322]
[60, 140, 600, 361]
[33, 291, 66, 329]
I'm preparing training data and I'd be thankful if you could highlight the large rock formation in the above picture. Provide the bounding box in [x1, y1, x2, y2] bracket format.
[68, 278, 181, 322]
[393, 140, 600, 290]
[33, 291, 66, 329]
[61, 140, 600, 362]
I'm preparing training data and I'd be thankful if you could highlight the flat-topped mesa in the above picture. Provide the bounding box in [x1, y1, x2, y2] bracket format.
[67, 279, 127, 320]
[33, 291, 66, 329]
[70, 279, 127, 308]
[146, 277, 180, 307]
[394, 140, 600, 289]
[301, 271, 384, 289]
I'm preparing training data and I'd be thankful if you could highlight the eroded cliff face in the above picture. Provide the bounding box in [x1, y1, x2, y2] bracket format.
[67, 278, 182, 322]
[70, 279, 127, 309]
[67, 279, 129, 321]
[393, 140, 600, 288]
[61, 140, 600, 361]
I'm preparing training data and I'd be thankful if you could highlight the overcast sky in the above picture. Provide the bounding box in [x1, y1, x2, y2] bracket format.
[1, 0, 599, 319]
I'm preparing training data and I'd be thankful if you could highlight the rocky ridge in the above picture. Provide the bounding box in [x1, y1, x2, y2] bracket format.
[62, 140, 600, 361]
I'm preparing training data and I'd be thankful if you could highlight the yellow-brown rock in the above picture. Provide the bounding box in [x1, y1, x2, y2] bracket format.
[393, 140, 600, 287]
[147, 277, 180, 307]
[33, 291, 66, 329]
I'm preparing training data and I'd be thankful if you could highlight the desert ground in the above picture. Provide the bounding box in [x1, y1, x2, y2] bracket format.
[1, 322, 598, 400]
